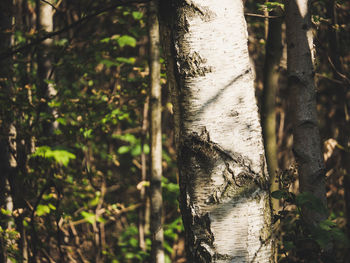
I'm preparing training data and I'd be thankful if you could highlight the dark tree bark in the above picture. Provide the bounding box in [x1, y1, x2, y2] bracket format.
[286, 0, 327, 225]
[0, 1, 15, 262]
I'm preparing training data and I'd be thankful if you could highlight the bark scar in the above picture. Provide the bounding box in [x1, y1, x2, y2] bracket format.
[183, 0, 216, 22]
[184, 126, 262, 204]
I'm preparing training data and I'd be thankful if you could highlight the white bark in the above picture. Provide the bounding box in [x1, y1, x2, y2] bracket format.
[160, 0, 273, 262]
[38, 0, 58, 132]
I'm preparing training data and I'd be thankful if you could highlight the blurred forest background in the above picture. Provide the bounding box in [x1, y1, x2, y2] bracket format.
[0, 0, 349, 262]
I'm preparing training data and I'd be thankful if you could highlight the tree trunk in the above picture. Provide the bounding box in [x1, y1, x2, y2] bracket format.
[285, 0, 327, 224]
[36, 0, 57, 136]
[139, 97, 149, 252]
[160, 1, 273, 262]
[262, 6, 284, 213]
[326, 0, 350, 249]
[0, 1, 15, 262]
[149, 1, 164, 262]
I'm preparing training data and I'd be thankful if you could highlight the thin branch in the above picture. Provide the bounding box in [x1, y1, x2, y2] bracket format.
[245, 12, 282, 19]
[327, 56, 350, 84]
[0, 0, 150, 60]
[40, 0, 59, 11]
[315, 73, 343, 85]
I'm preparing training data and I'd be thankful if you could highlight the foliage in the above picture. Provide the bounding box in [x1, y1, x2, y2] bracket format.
[272, 167, 349, 262]
[0, 1, 182, 262]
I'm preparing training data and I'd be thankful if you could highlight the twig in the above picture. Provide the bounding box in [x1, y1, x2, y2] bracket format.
[315, 73, 343, 85]
[327, 56, 350, 84]
[40, 0, 59, 11]
[245, 12, 282, 19]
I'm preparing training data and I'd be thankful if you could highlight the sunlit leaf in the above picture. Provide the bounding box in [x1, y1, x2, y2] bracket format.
[118, 146, 130, 154]
[81, 211, 96, 225]
[132, 11, 143, 20]
[32, 146, 76, 167]
[36, 204, 50, 216]
[117, 35, 136, 48]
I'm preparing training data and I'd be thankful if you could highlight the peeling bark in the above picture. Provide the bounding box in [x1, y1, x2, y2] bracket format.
[160, 1, 273, 262]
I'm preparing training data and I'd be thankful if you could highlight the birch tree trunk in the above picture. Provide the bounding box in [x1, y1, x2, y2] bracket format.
[36, 0, 57, 135]
[285, 0, 327, 225]
[160, 1, 273, 262]
[149, 1, 164, 262]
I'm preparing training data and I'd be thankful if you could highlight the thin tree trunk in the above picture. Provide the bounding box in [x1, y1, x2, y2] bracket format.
[139, 97, 149, 251]
[0, 0, 13, 209]
[160, 1, 273, 262]
[36, 0, 57, 136]
[262, 7, 283, 213]
[286, 0, 327, 225]
[326, 0, 350, 249]
[0, 1, 16, 262]
[149, 0, 164, 262]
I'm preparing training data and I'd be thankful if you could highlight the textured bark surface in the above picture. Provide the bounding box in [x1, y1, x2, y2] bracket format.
[160, 1, 273, 262]
[286, 0, 327, 224]
[149, 1, 164, 262]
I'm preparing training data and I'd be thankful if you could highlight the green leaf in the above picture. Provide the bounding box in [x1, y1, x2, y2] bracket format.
[55, 38, 68, 46]
[258, 2, 284, 12]
[50, 149, 76, 167]
[271, 190, 288, 200]
[100, 59, 119, 68]
[319, 219, 336, 231]
[32, 146, 76, 167]
[48, 203, 56, 211]
[83, 129, 93, 138]
[129, 237, 138, 247]
[81, 211, 96, 225]
[118, 145, 130, 154]
[116, 57, 136, 64]
[163, 240, 173, 254]
[131, 144, 141, 156]
[165, 254, 172, 263]
[56, 117, 67, 126]
[132, 11, 143, 20]
[116, 133, 137, 144]
[36, 204, 51, 216]
[162, 182, 179, 193]
[1, 208, 12, 216]
[89, 192, 100, 207]
[296, 192, 327, 215]
[117, 35, 136, 48]
[100, 37, 111, 43]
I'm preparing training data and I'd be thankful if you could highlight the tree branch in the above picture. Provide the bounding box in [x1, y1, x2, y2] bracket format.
[245, 12, 282, 18]
[0, 0, 150, 60]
